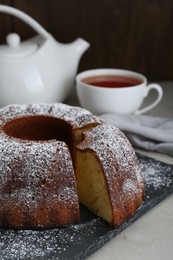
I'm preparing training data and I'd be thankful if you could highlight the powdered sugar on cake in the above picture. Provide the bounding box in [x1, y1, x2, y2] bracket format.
[0, 136, 78, 215]
[0, 103, 102, 128]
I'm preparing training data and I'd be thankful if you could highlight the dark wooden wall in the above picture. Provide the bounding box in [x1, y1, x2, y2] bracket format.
[0, 0, 173, 81]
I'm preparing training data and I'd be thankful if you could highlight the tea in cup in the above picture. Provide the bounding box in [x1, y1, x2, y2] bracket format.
[76, 69, 163, 114]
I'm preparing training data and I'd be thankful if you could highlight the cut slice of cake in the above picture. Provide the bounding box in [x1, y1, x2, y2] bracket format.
[75, 124, 144, 227]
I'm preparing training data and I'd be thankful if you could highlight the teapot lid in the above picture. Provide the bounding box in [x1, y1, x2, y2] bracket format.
[0, 33, 38, 58]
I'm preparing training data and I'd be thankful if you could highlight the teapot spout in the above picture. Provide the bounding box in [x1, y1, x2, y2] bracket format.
[72, 38, 90, 56]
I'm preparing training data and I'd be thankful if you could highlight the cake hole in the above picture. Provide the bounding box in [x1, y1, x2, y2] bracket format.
[3, 116, 72, 145]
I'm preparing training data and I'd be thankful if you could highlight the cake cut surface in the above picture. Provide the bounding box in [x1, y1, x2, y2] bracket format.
[0, 103, 144, 229]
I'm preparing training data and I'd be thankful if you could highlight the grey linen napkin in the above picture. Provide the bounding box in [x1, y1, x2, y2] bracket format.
[100, 114, 173, 156]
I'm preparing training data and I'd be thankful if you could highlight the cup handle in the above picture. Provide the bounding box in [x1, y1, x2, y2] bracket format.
[135, 83, 163, 115]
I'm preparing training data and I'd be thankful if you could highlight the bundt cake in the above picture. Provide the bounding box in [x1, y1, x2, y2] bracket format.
[0, 103, 144, 229]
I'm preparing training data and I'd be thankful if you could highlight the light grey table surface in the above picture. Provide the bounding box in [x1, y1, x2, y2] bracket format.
[66, 81, 173, 260]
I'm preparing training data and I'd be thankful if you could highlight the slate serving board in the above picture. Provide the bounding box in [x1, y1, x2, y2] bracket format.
[0, 153, 173, 260]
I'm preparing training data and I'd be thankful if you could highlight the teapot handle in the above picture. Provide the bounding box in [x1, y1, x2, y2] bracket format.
[0, 5, 50, 39]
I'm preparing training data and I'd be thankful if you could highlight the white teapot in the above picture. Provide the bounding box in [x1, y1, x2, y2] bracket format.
[0, 5, 90, 107]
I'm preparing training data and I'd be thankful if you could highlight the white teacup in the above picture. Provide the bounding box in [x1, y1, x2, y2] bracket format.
[76, 68, 163, 115]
